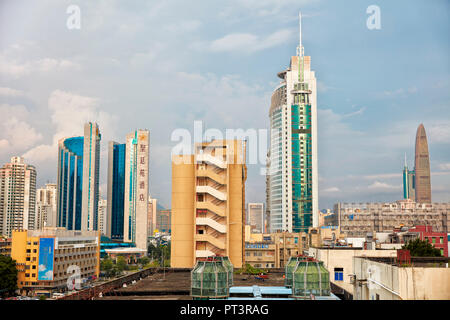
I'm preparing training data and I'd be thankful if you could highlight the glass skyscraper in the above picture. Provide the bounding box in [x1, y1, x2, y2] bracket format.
[56, 122, 101, 231]
[106, 142, 126, 240]
[57, 137, 84, 230]
[106, 130, 149, 251]
[268, 13, 318, 233]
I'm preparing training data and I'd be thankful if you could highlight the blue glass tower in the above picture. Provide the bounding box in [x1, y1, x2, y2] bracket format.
[57, 137, 84, 230]
[106, 142, 126, 240]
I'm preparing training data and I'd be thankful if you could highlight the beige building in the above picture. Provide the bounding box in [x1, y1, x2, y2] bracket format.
[0, 157, 37, 237]
[171, 139, 247, 268]
[35, 183, 57, 229]
[309, 226, 345, 248]
[147, 198, 157, 236]
[335, 200, 450, 237]
[245, 226, 308, 268]
[353, 256, 450, 300]
[308, 247, 397, 296]
[10, 228, 100, 296]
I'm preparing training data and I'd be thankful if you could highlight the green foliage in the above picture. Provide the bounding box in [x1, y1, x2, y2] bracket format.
[401, 238, 442, 257]
[0, 255, 18, 297]
[234, 264, 268, 275]
[148, 243, 171, 267]
[39, 295, 47, 300]
[116, 256, 127, 272]
[138, 256, 150, 266]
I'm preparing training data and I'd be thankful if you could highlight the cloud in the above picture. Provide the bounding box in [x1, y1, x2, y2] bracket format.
[209, 29, 294, 53]
[23, 90, 117, 164]
[438, 163, 450, 171]
[428, 120, 450, 143]
[0, 55, 80, 78]
[367, 181, 401, 191]
[322, 187, 340, 193]
[38, 264, 46, 272]
[381, 86, 418, 97]
[0, 87, 25, 97]
[0, 104, 42, 152]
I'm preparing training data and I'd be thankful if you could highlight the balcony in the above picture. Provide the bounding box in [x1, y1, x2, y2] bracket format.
[195, 250, 216, 258]
[196, 154, 227, 169]
[196, 218, 226, 233]
[196, 202, 226, 217]
[196, 186, 226, 201]
[196, 234, 226, 250]
[197, 166, 226, 185]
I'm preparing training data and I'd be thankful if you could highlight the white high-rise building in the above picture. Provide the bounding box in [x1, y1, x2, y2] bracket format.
[247, 203, 264, 234]
[36, 183, 57, 229]
[268, 13, 318, 233]
[0, 157, 37, 237]
[98, 199, 107, 235]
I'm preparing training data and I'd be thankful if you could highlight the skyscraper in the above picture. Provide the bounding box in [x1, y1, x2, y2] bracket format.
[171, 139, 247, 268]
[57, 122, 101, 231]
[107, 130, 150, 250]
[268, 13, 318, 233]
[106, 141, 126, 240]
[81, 122, 101, 231]
[123, 129, 150, 251]
[0, 157, 37, 237]
[402, 155, 415, 201]
[414, 124, 432, 203]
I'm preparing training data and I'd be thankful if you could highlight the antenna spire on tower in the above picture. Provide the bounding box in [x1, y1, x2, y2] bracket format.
[297, 11, 304, 57]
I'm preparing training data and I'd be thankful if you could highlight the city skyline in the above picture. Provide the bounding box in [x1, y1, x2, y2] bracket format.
[0, 0, 449, 210]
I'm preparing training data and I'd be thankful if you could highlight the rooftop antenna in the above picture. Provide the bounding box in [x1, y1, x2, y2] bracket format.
[296, 11, 304, 57]
[404, 153, 407, 168]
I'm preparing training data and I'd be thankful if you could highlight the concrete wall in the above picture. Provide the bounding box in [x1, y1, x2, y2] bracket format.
[308, 247, 397, 294]
[353, 256, 450, 300]
[170, 155, 195, 268]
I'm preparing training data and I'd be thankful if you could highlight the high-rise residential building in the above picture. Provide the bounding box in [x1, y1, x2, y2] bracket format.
[171, 139, 247, 268]
[402, 155, 415, 201]
[56, 122, 101, 231]
[98, 199, 107, 235]
[36, 183, 57, 229]
[414, 124, 432, 203]
[106, 141, 126, 240]
[268, 13, 318, 233]
[247, 203, 264, 234]
[0, 157, 37, 237]
[107, 130, 150, 251]
[147, 198, 157, 236]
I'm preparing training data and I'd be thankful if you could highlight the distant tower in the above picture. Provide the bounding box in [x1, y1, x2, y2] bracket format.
[414, 124, 431, 203]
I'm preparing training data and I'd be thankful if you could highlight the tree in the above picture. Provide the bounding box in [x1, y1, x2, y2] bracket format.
[116, 256, 127, 273]
[100, 257, 115, 277]
[138, 256, 150, 266]
[402, 238, 442, 257]
[0, 255, 18, 297]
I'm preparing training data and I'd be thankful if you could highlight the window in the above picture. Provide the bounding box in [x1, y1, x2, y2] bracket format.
[440, 249, 444, 256]
[440, 237, 444, 244]
[334, 268, 344, 281]
[432, 237, 436, 244]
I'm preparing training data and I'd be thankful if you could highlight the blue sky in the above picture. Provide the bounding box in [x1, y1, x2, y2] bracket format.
[0, 0, 449, 209]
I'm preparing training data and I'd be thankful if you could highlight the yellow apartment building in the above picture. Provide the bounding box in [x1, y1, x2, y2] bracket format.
[10, 227, 100, 296]
[171, 140, 247, 268]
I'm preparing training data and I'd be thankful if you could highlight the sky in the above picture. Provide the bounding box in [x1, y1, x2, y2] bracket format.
[0, 0, 449, 210]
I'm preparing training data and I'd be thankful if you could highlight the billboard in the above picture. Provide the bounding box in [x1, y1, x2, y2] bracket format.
[38, 237, 55, 281]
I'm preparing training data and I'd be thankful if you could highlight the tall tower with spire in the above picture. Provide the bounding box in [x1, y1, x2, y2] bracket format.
[267, 12, 318, 233]
[414, 124, 432, 203]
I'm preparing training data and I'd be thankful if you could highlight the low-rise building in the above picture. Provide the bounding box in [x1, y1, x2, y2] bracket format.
[308, 247, 397, 298]
[353, 256, 450, 300]
[244, 229, 308, 268]
[10, 228, 100, 296]
[335, 200, 450, 237]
